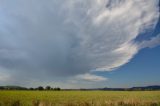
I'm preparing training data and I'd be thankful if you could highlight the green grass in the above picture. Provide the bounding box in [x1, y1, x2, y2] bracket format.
[0, 91, 160, 106]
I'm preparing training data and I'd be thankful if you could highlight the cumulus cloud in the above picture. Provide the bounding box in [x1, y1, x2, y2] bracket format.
[0, 0, 159, 86]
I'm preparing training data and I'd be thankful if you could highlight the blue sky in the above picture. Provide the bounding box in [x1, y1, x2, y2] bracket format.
[95, 17, 160, 88]
[96, 46, 160, 88]
[0, 0, 159, 88]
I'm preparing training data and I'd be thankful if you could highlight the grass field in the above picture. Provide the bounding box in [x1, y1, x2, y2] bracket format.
[0, 91, 160, 106]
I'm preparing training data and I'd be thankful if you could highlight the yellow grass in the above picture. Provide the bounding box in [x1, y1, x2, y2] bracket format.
[0, 91, 160, 106]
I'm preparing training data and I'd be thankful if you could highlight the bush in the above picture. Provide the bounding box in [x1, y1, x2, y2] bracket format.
[45, 86, 51, 90]
[37, 86, 44, 90]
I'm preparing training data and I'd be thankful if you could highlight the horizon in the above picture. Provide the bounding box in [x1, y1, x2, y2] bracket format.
[1, 85, 160, 89]
[0, 0, 160, 89]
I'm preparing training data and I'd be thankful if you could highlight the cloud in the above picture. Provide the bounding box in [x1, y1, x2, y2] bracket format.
[0, 0, 159, 86]
[139, 34, 160, 49]
[0, 73, 10, 82]
[74, 73, 107, 82]
[0, 67, 11, 83]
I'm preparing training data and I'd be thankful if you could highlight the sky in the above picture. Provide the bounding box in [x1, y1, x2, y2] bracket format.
[0, 0, 160, 88]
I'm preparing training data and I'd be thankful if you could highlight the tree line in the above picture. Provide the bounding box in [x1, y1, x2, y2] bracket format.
[0, 85, 160, 91]
[0, 86, 61, 91]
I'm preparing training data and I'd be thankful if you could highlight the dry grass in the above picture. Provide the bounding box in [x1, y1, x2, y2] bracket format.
[0, 91, 160, 106]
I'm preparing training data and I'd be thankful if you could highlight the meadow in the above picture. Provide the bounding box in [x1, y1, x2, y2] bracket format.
[0, 91, 160, 106]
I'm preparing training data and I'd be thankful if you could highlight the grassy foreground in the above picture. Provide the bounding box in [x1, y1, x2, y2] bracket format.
[0, 91, 160, 106]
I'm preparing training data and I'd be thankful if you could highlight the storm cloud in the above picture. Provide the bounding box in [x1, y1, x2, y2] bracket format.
[0, 0, 159, 86]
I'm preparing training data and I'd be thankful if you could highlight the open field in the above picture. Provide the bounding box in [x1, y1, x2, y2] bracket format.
[0, 91, 160, 106]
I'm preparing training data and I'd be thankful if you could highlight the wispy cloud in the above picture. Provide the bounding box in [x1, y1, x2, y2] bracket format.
[0, 0, 159, 86]
[139, 34, 160, 49]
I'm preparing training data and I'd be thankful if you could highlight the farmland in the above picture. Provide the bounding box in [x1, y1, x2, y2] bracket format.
[0, 91, 160, 106]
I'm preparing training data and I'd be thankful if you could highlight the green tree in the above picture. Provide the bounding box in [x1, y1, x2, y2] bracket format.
[37, 86, 44, 90]
[45, 86, 51, 90]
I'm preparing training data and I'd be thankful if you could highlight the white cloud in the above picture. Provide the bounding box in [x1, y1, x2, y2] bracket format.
[0, 67, 11, 82]
[0, 73, 10, 82]
[0, 0, 159, 86]
[75, 73, 107, 82]
[139, 34, 160, 49]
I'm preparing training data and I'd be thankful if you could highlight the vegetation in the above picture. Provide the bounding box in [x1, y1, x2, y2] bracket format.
[1, 85, 160, 91]
[0, 86, 61, 91]
[0, 91, 160, 106]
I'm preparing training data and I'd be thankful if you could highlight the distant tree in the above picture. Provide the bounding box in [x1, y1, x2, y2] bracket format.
[54, 87, 61, 91]
[45, 86, 51, 90]
[0, 87, 4, 90]
[29, 88, 34, 90]
[37, 86, 44, 90]
[133, 88, 142, 91]
[57, 87, 61, 91]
